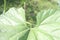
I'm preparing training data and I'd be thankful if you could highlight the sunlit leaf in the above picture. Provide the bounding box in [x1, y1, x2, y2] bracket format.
[0, 7, 28, 40]
[35, 9, 60, 40]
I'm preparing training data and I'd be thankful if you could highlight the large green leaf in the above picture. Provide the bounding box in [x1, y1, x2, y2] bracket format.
[0, 7, 28, 40]
[26, 9, 60, 40]
[28, 9, 60, 40]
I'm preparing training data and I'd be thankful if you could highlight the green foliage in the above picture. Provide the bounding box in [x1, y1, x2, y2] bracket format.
[0, 7, 60, 40]
[0, 0, 60, 40]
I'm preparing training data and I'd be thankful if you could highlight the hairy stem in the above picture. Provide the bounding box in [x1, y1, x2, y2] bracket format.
[4, 0, 6, 13]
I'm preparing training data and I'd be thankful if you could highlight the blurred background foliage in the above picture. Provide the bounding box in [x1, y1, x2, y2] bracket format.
[0, 0, 60, 24]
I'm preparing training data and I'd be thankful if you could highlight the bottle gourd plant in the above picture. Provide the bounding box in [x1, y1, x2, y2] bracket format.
[0, 0, 60, 40]
[0, 7, 60, 40]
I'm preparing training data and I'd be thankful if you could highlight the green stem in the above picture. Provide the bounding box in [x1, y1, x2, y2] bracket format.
[4, 0, 6, 13]
[26, 22, 32, 25]
[26, 22, 32, 28]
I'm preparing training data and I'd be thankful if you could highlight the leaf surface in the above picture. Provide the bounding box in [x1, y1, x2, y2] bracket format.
[27, 9, 60, 40]
[0, 7, 28, 40]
